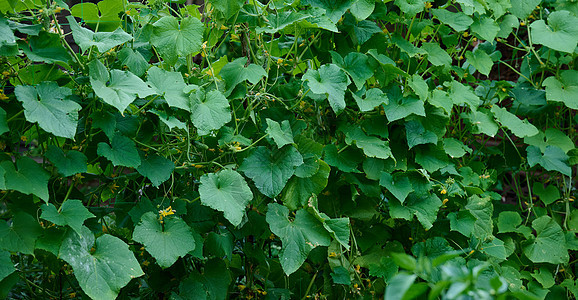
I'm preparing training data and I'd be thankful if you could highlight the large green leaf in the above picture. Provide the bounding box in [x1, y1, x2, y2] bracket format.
[353, 88, 389, 112]
[147, 66, 189, 111]
[308, 196, 350, 249]
[133, 212, 196, 268]
[1, 157, 50, 202]
[343, 127, 393, 160]
[543, 71, 578, 110]
[59, 227, 144, 300]
[199, 169, 253, 226]
[45, 145, 87, 177]
[405, 119, 437, 149]
[465, 50, 493, 76]
[383, 96, 425, 122]
[350, 0, 374, 21]
[266, 118, 294, 148]
[510, 0, 541, 19]
[0, 16, 17, 56]
[303, 64, 350, 114]
[118, 48, 148, 77]
[333, 52, 373, 90]
[188, 89, 231, 136]
[422, 42, 452, 67]
[530, 11, 578, 53]
[266, 203, 331, 275]
[281, 160, 330, 210]
[0, 212, 42, 255]
[66, 16, 132, 53]
[380, 173, 413, 204]
[385, 273, 417, 300]
[20, 32, 71, 65]
[70, 0, 123, 31]
[40, 200, 95, 235]
[389, 193, 442, 229]
[302, 0, 352, 23]
[323, 144, 362, 173]
[491, 106, 538, 138]
[257, 11, 309, 34]
[432, 9, 472, 31]
[463, 109, 498, 137]
[394, 0, 425, 16]
[150, 16, 203, 64]
[527, 145, 571, 176]
[523, 216, 569, 264]
[465, 195, 493, 240]
[97, 135, 141, 168]
[136, 154, 175, 187]
[15, 82, 80, 139]
[220, 57, 267, 95]
[470, 16, 500, 41]
[90, 60, 154, 114]
[240, 146, 303, 198]
[0, 250, 14, 282]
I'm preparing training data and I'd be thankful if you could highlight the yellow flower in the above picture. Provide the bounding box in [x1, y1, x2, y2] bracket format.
[440, 189, 447, 195]
[442, 198, 449, 205]
[328, 252, 337, 258]
[20, 136, 27, 142]
[277, 58, 283, 64]
[462, 32, 469, 38]
[159, 206, 176, 220]
[425, 2, 432, 9]
[54, 7, 62, 13]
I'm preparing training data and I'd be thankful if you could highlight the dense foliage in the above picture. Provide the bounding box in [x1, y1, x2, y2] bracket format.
[0, 0, 577, 298]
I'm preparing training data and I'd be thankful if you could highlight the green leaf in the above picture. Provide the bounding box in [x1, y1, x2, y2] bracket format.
[465, 50, 493, 76]
[66, 16, 131, 53]
[527, 145, 571, 176]
[481, 237, 507, 260]
[331, 266, 351, 285]
[15, 82, 80, 139]
[470, 16, 500, 41]
[394, 0, 425, 16]
[350, 0, 374, 21]
[1, 157, 50, 202]
[133, 212, 196, 268]
[510, 0, 541, 19]
[266, 203, 331, 275]
[380, 173, 412, 204]
[392, 35, 427, 57]
[449, 80, 480, 109]
[20, 32, 71, 65]
[303, 64, 350, 114]
[343, 127, 393, 159]
[532, 183, 560, 206]
[543, 71, 578, 110]
[70, 0, 123, 31]
[422, 42, 452, 67]
[466, 195, 493, 240]
[443, 138, 471, 158]
[257, 11, 309, 34]
[90, 60, 154, 114]
[383, 96, 425, 122]
[45, 145, 87, 177]
[448, 210, 476, 237]
[524, 128, 576, 153]
[432, 9, 473, 32]
[0, 251, 14, 282]
[97, 135, 141, 168]
[137, 155, 175, 187]
[302, 0, 352, 23]
[220, 57, 267, 95]
[353, 88, 389, 112]
[323, 144, 362, 173]
[389, 193, 442, 229]
[240, 146, 303, 198]
[0, 107, 8, 135]
[405, 119, 437, 149]
[531, 267, 555, 289]
[199, 169, 253, 226]
[0, 212, 42, 255]
[428, 89, 453, 114]
[0, 16, 17, 56]
[118, 48, 148, 77]
[60, 227, 144, 300]
[266, 119, 294, 148]
[336, 52, 373, 90]
[497, 211, 522, 233]
[530, 11, 578, 53]
[523, 215, 569, 264]
[147, 66, 189, 111]
[414, 145, 449, 173]
[463, 109, 498, 137]
[491, 106, 538, 138]
[408, 74, 428, 101]
[188, 89, 231, 136]
[40, 200, 95, 235]
[385, 273, 417, 300]
[150, 16, 203, 64]
[282, 160, 330, 210]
